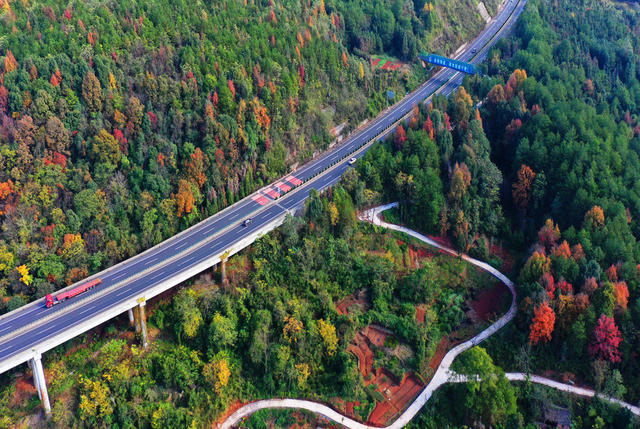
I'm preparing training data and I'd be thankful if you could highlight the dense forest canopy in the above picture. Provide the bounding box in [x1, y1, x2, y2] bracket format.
[340, 0, 640, 425]
[2, 0, 640, 427]
[0, 0, 496, 312]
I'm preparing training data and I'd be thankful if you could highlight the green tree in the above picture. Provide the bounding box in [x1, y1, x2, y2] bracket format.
[208, 312, 237, 353]
[454, 347, 517, 425]
[173, 289, 203, 340]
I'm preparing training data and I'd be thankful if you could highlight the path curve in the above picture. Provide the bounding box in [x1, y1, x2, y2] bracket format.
[221, 203, 517, 429]
[220, 203, 639, 428]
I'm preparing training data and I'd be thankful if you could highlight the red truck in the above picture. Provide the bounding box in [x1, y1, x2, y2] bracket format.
[45, 278, 102, 308]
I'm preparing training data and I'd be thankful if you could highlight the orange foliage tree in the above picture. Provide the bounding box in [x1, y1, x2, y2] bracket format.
[512, 164, 536, 211]
[529, 301, 555, 345]
[184, 148, 209, 189]
[176, 180, 195, 218]
[584, 206, 605, 229]
[571, 243, 585, 260]
[4, 50, 18, 73]
[553, 240, 571, 259]
[424, 115, 434, 140]
[613, 281, 629, 311]
[0, 180, 14, 200]
[505, 68, 527, 99]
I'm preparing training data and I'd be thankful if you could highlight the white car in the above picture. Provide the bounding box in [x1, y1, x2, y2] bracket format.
[348, 157, 357, 165]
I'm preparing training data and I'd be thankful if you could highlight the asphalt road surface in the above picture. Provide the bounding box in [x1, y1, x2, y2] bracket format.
[0, 0, 526, 371]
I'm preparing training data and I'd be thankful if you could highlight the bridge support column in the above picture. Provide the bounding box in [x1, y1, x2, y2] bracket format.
[221, 257, 227, 285]
[31, 353, 51, 415]
[138, 301, 149, 349]
[128, 308, 134, 326]
[133, 306, 141, 333]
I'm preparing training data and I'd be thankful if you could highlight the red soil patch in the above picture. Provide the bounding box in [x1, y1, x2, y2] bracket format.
[348, 332, 375, 377]
[347, 326, 389, 378]
[364, 325, 388, 347]
[290, 410, 314, 429]
[427, 234, 454, 250]
[471, 282, 508, 321]
[426, 333, 468, 377]
[212, 400, 247, 428]
[345, 400, 361, 418]
[416, 246, 438, 259]
[368, 371, 423, 426]
[381, 61, 403, 70]
[428, 335, 451, 373]
[10, 376, 37, 408]
[346, 325, 425, 426]
[415, 306, 426, 324]
[336, 289, 368, 315]
[395, 239, 439, 270]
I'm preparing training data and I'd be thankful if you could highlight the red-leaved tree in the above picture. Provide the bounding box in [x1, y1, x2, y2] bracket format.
[394, 125, 407, 151]
[538, 218, 560, 249]
[540, 272, 555, 300]
[557, 278, 573, 295]
[589, 314, 622, 363]
[423, 115, 434, 140]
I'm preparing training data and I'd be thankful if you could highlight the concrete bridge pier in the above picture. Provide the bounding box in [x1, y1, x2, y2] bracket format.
[138, 301, 149, 349]
[30, 353, 51, 415]
[127, 308, 134, 326]
[220, 257, 227, 285]
[133, 306, 141, 334]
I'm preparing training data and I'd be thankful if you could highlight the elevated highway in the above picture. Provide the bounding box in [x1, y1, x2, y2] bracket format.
[0, 0, 527, 413]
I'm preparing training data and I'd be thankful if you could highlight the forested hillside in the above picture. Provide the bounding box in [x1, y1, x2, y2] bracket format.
[5, 0, 640, 426]
[474, 0, 640, 404]
[393, 0, 640, 425]
[329, 0, 640, 425]
[0, 0, 496, 312]
[0, 183, 501, 427]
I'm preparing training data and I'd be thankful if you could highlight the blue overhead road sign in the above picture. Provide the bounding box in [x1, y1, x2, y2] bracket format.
[418, 53, 478, 74]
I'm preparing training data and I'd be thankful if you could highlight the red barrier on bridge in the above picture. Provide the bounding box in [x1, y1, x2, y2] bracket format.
[285, 176, 303, 186]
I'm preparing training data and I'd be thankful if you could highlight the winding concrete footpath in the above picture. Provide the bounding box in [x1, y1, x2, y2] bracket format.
[220, 203, 640, 428]
[505, 374, 640, 416]
[449, 372, 640, 417]
[221, 202, 517, 429]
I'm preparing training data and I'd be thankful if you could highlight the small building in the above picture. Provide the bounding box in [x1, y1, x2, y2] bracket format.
[543, 403, 571, 428]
